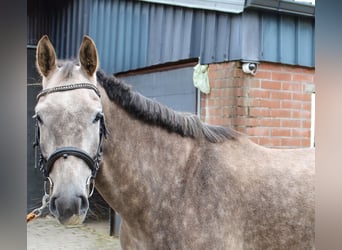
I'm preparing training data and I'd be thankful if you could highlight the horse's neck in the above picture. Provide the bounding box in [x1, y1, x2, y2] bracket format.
[97, 92, 195, 222]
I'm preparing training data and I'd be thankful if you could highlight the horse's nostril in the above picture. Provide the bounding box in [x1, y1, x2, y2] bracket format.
[79, 195, 89, 213]
[49, 196, 58, 214]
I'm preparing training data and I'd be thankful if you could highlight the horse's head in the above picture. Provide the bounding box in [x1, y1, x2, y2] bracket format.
[34, 35, 105, 225]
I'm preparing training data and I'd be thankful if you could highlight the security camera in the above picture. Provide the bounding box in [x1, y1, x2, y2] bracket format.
[242, 63, 258, 75]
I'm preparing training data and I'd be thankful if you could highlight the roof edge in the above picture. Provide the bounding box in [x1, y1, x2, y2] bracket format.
[245, 0, 315, 17]
[139, 0, 245, 14]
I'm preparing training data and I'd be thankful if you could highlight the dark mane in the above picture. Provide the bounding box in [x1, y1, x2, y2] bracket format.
[96, 70, 239, 143]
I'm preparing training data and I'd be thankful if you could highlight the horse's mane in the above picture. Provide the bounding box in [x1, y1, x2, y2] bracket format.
[96, 70, 239, 143]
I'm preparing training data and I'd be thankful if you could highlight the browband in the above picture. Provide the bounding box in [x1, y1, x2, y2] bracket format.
[37, 83, 100, 100]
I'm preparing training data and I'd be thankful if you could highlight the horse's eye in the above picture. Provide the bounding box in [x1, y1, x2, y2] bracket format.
[33, 113, 43, 124]
[93, 112, 103, 123]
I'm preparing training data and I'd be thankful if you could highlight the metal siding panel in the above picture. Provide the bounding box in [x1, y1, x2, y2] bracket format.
[261, 12, 314, 67]
[216, 13, 231, 62]
[148, 4, 163, 65]
[88, 0, 151, 73]
[189, 11, 202, 58]
[28, 0, 315, 73]
[173, 8, 186, 60]
[297, 17, 314, 66]
[120, 67, 196, 113]
[200, 12, 217, 63]
[279, 15, 296, 65]
[262, 14, 279, 63]
[241, 11, 260, 62]
[47, 0, 91, 59]
[132, 3, 143, 69]
[229, 14, 242, 60]
[161, 6, 173, 61]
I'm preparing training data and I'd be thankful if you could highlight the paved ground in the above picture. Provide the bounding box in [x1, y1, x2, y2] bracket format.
[27, 216, 121, 250]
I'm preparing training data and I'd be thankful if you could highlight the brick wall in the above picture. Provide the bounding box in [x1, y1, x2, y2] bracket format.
[200, 61, 315, 148]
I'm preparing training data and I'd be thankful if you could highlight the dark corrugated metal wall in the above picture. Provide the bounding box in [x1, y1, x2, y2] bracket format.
[261, 13, 315, 66]
[28, 0, 315, 74]
[28, 0, 91, 59]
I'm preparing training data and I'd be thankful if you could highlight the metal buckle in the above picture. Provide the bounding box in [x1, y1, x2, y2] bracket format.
[86, 176, 95, 197]
[44, 177, 54, 196]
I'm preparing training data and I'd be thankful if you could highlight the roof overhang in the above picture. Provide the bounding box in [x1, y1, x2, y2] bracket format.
[245, 0, 315, 17]
[139, 0, 245, 13]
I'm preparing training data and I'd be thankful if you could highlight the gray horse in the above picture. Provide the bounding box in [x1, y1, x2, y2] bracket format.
[34, 35, 314, 249]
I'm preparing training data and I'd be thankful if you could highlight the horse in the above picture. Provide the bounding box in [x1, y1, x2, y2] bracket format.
[34, 35, 314, 249]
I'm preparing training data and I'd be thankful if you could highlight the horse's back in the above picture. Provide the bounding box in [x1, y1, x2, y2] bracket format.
[119, 136, 315, 249]
[205, 136, 315, 249]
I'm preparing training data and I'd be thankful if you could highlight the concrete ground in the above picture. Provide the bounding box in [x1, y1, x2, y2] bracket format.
[27, 216, 121, 250]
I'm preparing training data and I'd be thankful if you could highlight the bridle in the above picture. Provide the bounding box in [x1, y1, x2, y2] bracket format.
[33, 83, 107, 197]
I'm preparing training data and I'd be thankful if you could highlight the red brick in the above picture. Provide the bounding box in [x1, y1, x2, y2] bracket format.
[236, 97, 244, 107]
[235, 88, 246, 97]
[260, 118, 281, 127]
[292, 110, 311, 119]
[249, 108, 271, 117]
[218, 98, 235, 107]
[248, 98, 261, 107]
[302, 120, 311, 128]
[259, 137, 281, 147]
[208, 107, 223, 116]
[282, 65, 314, 74]
[255, 70, 272, 79]
[293, 74, 314, 83]
[260, 99, 281, 109]
[281, 100, 302, 109]
[261, 80, 282, 90]
[248, 89, 270, 98]
[301, 138, 311, 147]
[249, 79, 261, 88]
[233, 69, 244, 78]
[271, 128, 291, 137]
[205, 98, 216, 107]
[282, 82, 303, 92]
[201, 92, 209, 100]
[258, 63, 281, 71]
[235, 116, 246, 126]
[281, 65, 299, 73]
[213, 88, 237, 97]
[292, 128, 311, 137]
[210, 63, 228, 70]
[281, 119, 301, 128]
[222, 107, 234, 116]
[249, 137, 259, 144]
[302, 102, 312, 111]
[281, 138, 301, 147]
[271, 91, 292, 100]
[272, 72, 292, 81]
[237, 107, 248, 116]
[231, 78, 243, 87]
[236, 126, 247, 134]
[246, 127, 269, 136]
[292, 93, 311, 102]
[207, 117, 225, 125]
[208, 69, 219, 80]
[214, 79, 230, 88]
[271, 109, 291, 118]
[245, 118, 260, 127]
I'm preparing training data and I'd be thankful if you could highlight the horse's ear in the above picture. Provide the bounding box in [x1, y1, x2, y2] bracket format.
[79, 36, 98, 77]
[36, 35, 57, 77]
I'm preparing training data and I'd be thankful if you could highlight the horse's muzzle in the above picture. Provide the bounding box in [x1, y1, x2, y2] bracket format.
[49, 194, 89, 225]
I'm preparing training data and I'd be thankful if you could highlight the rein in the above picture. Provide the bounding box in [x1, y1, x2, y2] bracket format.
[33, 83, 107, 197]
